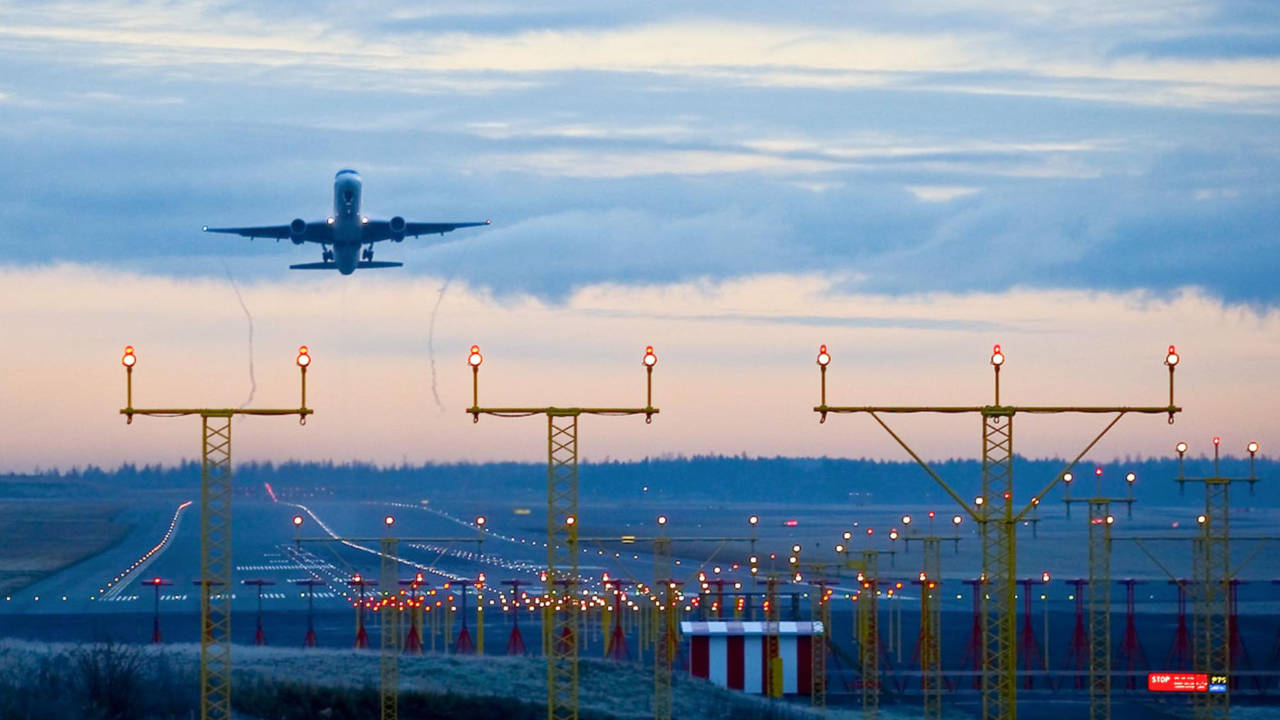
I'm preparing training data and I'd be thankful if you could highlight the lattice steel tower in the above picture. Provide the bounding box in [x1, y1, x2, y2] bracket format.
[120, 345, 313, 720]
[812, 343, 1180, 720]
[468, 345, 659, 720]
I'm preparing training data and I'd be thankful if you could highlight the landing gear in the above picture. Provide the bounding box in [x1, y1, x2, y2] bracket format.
[322, 246, 334, 263]
[362, 245, 374, 262]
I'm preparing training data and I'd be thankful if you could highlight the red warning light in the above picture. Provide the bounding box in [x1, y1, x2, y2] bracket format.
[816, 345, 831, 367]
[122, 346, 137, 368]
[643, 346, 657, 367]
[783, 519, 798, 527]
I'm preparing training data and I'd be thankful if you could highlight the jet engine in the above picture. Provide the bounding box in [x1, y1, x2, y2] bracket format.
[289, 218, 307, 244]
[389, 216, 406, 242]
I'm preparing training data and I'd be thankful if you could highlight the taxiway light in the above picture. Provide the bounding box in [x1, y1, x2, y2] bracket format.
[468, 345, 483, 367]
[1176, 442, 1188, 455]
[643, 346, 657, 367]
[1126, 472, 1136, 484]
[122, 346, 137, 368]
[296, 346, 311, 367]
[1165, 345, 1180, 367]
[990, 344, 1005, 367]
[816, 345, 831, 367]
[1248, 441, 1259, 455]
[292, 515, 304, 527]
[384, 515, 395, 527]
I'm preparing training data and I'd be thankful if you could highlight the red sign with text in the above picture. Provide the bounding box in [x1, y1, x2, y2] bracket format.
[1148, 673, 1208, 692]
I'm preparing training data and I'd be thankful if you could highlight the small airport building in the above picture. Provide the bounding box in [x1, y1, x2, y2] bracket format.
[680, 620, 824, 696]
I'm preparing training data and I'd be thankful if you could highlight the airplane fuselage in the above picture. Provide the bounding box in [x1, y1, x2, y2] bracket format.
[330, 169, 365, 274]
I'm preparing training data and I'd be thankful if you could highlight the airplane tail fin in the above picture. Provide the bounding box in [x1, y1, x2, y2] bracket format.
[289, 261, 404, 270]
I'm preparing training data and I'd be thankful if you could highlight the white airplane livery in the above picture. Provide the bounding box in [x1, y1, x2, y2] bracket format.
[203, 169, 490, 275]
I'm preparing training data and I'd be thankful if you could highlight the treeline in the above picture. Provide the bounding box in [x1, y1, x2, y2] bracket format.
[4, 454, 1278, 506]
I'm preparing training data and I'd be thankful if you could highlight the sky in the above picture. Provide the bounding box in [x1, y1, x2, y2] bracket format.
[0, 1, 1277, 470]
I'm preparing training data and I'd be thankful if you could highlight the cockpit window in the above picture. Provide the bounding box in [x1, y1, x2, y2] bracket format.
[343, 190, 354, 202]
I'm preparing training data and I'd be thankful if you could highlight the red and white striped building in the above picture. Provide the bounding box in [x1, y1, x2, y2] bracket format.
[681, 621, 824, 696]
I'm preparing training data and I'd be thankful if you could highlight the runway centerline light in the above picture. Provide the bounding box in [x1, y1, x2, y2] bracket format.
[816, 345, 831, 367]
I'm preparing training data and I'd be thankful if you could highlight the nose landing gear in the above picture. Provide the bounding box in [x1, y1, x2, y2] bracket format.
[361, 245, 374, 262]
[322, 246, 334, 263]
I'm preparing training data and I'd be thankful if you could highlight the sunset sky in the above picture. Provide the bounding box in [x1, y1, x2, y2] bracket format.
[1, 1, 1277, 470]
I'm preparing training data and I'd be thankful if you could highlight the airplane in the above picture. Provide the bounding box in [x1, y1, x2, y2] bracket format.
[203, 169, 490, 274]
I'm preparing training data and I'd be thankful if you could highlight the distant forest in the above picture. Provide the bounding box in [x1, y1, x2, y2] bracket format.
[4, 454, 1278, 507]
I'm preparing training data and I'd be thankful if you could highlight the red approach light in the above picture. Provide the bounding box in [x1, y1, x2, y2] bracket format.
[783, 519, 798, 527]
[643, 346, 657, 367]
[296, 346, 311, 367]
[1213, 436, 1221, 446]
[122, 346, 137, 368]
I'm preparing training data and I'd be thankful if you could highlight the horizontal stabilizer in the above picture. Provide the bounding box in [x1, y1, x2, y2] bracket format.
[289, 261, 404, 270]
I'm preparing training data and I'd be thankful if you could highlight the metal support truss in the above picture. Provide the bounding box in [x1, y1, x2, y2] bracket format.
[1088, 500, 1112, 720]
[920, 538, 942, 720]
[653, 537, 675, 720]
[200, 414, 233, 720]
[380, 538, 400, 720]
[859, 551, 880, 718]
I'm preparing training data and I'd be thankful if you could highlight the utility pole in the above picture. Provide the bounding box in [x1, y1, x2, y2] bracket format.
[120, 345, 313, 720]
[468, 344, 659, 720]
[148, 577, 172, 644]
[812, 342, 1180, 720]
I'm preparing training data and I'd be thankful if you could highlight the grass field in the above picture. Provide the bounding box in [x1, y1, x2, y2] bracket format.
[0, 500, 131, 597]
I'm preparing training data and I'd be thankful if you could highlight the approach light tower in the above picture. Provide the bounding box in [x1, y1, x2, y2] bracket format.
[1176, 437, 1261, 720]
[467, 344, 659, 720]
[812, 343, 1180, 720]
[120, 345, 313, 720]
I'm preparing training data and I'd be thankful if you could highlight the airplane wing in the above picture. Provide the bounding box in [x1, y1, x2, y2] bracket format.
[361, 219, 491, 243]
[203, 221, 334, 243]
